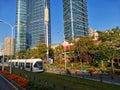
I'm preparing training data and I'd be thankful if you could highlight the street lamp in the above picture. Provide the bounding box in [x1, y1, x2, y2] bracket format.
[0, 19, 15, 73]
[44, 2, 49, 62]
[58, 32, 67, 70]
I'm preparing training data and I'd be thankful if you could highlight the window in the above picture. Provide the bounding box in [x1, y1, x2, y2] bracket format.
[16, 62, 18, 66]
[26, 63, 30, 68]
[34, 61, 42, 68]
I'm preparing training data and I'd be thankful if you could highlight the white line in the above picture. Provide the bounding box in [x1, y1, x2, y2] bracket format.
[0, 74, 19, 90]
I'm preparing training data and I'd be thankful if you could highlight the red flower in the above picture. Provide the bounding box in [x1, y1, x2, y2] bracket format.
[0, 70, 28, 87]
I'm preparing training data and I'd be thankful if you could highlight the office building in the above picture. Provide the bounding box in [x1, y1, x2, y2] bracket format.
[63, 0, 88, 40]
[4, 37, 14, 56]
[15, 0, 51, 53]
[15, 0, 27, 52]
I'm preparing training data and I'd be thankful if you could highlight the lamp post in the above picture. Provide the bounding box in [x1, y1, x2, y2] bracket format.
[58, 32, 67, 70]
[0, 19, 15, 73]
[64, 43, 67, 70]
[44, 2, 49, 62]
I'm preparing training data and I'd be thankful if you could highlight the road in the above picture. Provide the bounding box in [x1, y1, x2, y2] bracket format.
[0, 74, 19, 90]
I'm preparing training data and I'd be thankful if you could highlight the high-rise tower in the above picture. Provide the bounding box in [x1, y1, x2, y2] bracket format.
[15, 0, 27, 52]
[15, 0, 51, 53]
[63, 0, 88, 40]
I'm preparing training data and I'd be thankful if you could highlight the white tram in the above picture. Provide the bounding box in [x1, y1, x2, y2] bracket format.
[9, 59, 44, 72]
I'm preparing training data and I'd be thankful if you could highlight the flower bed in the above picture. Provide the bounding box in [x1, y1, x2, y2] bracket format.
[0, 70, 28, 87]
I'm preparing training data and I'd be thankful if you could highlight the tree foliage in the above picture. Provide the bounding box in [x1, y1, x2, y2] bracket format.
[16, 43, 54, 60]
[74, 36, 97, 64]
[54, 45, 64, 63]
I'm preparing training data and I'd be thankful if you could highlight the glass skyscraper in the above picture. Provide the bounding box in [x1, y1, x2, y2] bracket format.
[63, 0, 88, 40]
[15, 0, 51, 52]
[15, 0, 27, 52]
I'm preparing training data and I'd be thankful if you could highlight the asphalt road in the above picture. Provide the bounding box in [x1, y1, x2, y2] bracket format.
[0, 74, 19, 90]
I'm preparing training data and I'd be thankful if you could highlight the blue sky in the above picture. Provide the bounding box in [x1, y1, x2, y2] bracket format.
[0, 0, 120, 47]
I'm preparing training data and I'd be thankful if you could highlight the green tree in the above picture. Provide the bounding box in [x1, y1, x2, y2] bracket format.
[75, 36, 97, 64]
[25, 50, 32, 59]
[49, 47, 54, 59]
[36, 43, 47, 59]
[99, 27, 120, 45]
[54, 45, 64, 63]
[97, 42, 120, 73]
[16, 50, 26, 59]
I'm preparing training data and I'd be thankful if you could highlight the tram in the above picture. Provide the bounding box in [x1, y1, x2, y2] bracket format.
[9, 59, 44, 72]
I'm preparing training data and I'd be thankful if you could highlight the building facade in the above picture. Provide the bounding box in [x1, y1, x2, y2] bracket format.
[63, 0, 88, 40]
[4, 37, 14, 56]
[88, 28, 99, 40]
[15, 0, 27, 52]
[15, 0, 51, 53]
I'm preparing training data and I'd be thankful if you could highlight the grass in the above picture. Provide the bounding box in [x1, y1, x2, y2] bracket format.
[6, 67, 120, 90]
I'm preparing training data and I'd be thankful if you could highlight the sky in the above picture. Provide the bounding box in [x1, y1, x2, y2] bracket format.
[0, 0, 120, 48]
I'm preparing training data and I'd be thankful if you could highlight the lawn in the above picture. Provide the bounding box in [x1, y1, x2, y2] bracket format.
[7, 68, 120, 90]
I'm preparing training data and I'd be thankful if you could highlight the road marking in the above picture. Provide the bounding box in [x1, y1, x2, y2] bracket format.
[0, 74, 19, 90]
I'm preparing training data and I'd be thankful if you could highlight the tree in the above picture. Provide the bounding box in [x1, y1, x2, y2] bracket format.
[49, 47, 54, 59]
[35, 43, 47, 59]
[97, 42, 120, 73]
[99, 27, 120, 45]
[75, 36, 97, 64]
[16, 50, 26, 59]
[54, 45, 64, 63]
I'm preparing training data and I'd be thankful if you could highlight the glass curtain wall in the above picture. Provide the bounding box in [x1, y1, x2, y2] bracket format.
[63, 0, 88, 40]
[15, 0, 27, 52]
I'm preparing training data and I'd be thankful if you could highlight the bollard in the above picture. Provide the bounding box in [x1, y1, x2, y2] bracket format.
[100, 76, 102, 82]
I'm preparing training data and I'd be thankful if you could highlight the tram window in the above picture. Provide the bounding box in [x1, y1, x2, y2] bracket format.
[34, 62, 42, 67]
[23, 63, 24, 66]
[26, 63, 30, 68]
[16, 62, 18, 66]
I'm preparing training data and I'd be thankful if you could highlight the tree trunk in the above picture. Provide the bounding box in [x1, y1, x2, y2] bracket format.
[111, 59, 115, 74]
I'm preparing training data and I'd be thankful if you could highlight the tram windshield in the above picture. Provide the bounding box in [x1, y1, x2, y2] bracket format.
[34, 61, 43, 68]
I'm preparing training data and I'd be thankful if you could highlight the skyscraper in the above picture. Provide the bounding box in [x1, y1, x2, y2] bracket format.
[63, 0, 88, 40]
[15, 0, 51, 53]
[15, 0, 27, 52]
